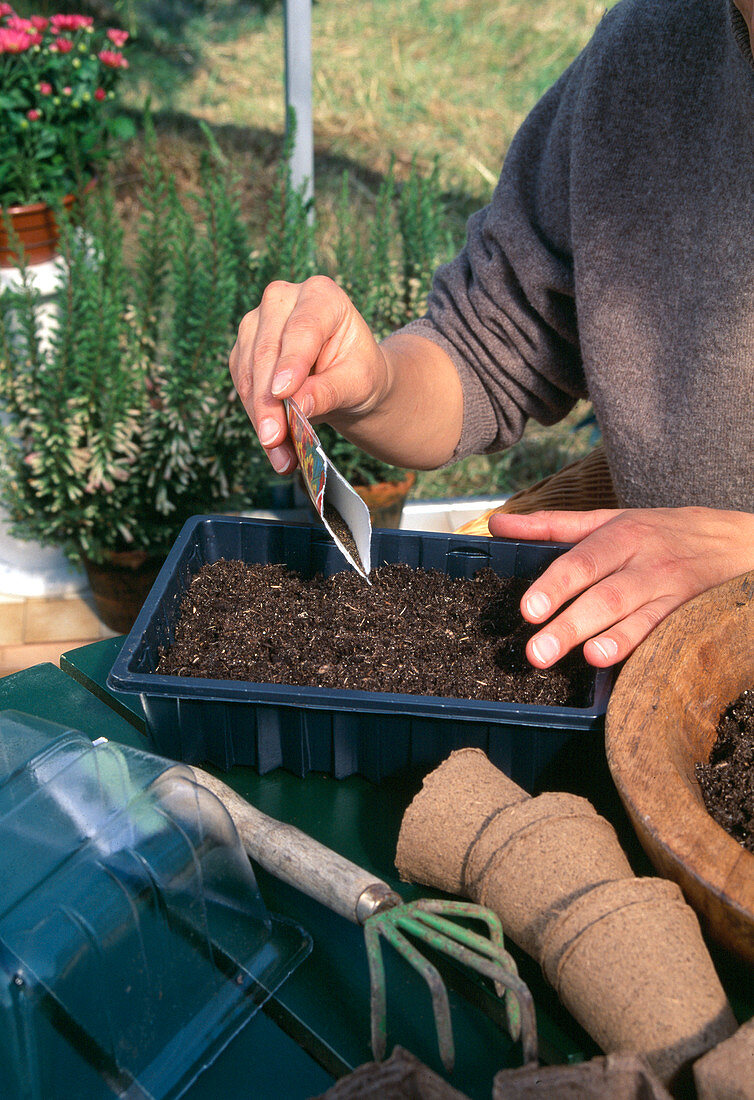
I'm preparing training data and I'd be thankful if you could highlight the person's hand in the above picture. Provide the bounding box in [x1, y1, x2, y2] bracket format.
[488, 506, 754, 668]
[229, 276, 389, 473]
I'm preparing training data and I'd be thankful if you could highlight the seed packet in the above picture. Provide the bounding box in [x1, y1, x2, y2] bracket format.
[285, 398, 372, 580]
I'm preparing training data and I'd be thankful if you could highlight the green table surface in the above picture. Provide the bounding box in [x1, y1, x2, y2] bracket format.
[3, 638, 753, 1099]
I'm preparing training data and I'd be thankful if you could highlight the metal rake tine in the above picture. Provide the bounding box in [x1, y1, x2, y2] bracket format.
[412, 899, 509, 965]
[394, 906, 537, 1064]
[410, 901, 514, 995]
[363, 918, 388, 1064]
[406, 901, 525, 1039]
[365, 911, 456, 1071]
[402, 909, 519, 1026]
[379, 916, 455, 1071]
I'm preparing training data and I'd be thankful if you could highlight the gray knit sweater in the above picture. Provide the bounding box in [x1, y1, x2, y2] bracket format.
[401, 0, 753, 511]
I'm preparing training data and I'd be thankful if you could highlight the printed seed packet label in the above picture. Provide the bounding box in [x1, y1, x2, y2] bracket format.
[285, 397, 372, 580]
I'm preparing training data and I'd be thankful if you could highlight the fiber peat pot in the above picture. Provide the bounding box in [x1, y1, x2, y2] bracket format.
[606, 570, 754, 964]
[108, 515, 613, 785]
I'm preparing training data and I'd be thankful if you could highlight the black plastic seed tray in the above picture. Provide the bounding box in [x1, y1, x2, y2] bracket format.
[108, 515, 613, 787]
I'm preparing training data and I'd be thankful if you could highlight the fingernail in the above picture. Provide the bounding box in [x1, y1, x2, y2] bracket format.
[300, 394, 314, 418]
[525, 591, 551, 620]
[258, 417, 279, 445]
[268, 445, 294, 474]
[531, 633, 560, 665]
[271, 370, 293, 396]
[591, 637, 619, 662]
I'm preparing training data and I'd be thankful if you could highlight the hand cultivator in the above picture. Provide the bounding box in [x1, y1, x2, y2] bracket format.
[190, 766, 538, 1073]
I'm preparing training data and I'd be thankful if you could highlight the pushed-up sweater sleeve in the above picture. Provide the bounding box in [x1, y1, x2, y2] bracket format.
[399, 53, 590, 462]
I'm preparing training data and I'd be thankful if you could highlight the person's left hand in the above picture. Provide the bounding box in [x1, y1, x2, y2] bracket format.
[488, 506, 754, 668]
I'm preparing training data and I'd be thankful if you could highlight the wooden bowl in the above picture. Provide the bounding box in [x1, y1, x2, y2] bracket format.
[605, 570, 754, 964]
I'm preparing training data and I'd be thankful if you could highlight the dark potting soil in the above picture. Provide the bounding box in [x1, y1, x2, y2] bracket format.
[156, 559, 594, 707]
[696, 689, 754, 852]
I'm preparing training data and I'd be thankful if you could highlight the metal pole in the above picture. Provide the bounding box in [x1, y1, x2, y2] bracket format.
[283, 0, 314, 211]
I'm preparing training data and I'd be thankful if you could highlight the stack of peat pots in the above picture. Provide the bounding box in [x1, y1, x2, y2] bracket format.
[395, 748, 738, 1093]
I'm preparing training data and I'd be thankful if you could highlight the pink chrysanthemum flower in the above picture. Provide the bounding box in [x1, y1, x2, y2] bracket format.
[106, 27, 128, 48]
[51, 35, 74, 53]
[98, 48, 128, 69]
[49, 13, 93, 32]
[0, 26, 34, 51]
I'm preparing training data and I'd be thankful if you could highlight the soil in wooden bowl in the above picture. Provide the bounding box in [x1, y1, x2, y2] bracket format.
[697, 689, 754, 852]
[156, 559, 594, 707]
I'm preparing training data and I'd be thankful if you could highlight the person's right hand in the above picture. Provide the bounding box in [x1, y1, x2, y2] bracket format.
[229, 276, 389, 474]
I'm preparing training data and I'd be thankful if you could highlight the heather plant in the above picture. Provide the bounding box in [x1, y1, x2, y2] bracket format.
[396, 157, 446, 321]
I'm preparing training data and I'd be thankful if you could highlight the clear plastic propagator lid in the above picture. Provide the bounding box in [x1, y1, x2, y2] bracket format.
[0, 710, 311, 1100]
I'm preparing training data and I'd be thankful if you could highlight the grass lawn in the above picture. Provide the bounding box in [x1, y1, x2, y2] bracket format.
[117, 0, 616, 499]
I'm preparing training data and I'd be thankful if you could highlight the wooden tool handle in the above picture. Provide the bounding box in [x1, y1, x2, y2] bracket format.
[190, 765, 401, 924]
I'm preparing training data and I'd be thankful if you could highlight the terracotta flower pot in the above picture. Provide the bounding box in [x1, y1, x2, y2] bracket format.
[0, 180, 95, 268]
[353, 471, 416, 528]
[82, 549, 165, 635]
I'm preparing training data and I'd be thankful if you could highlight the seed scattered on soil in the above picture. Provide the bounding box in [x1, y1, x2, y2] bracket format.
[697, 689, 754, 852]
[156, 559, 594, 707]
